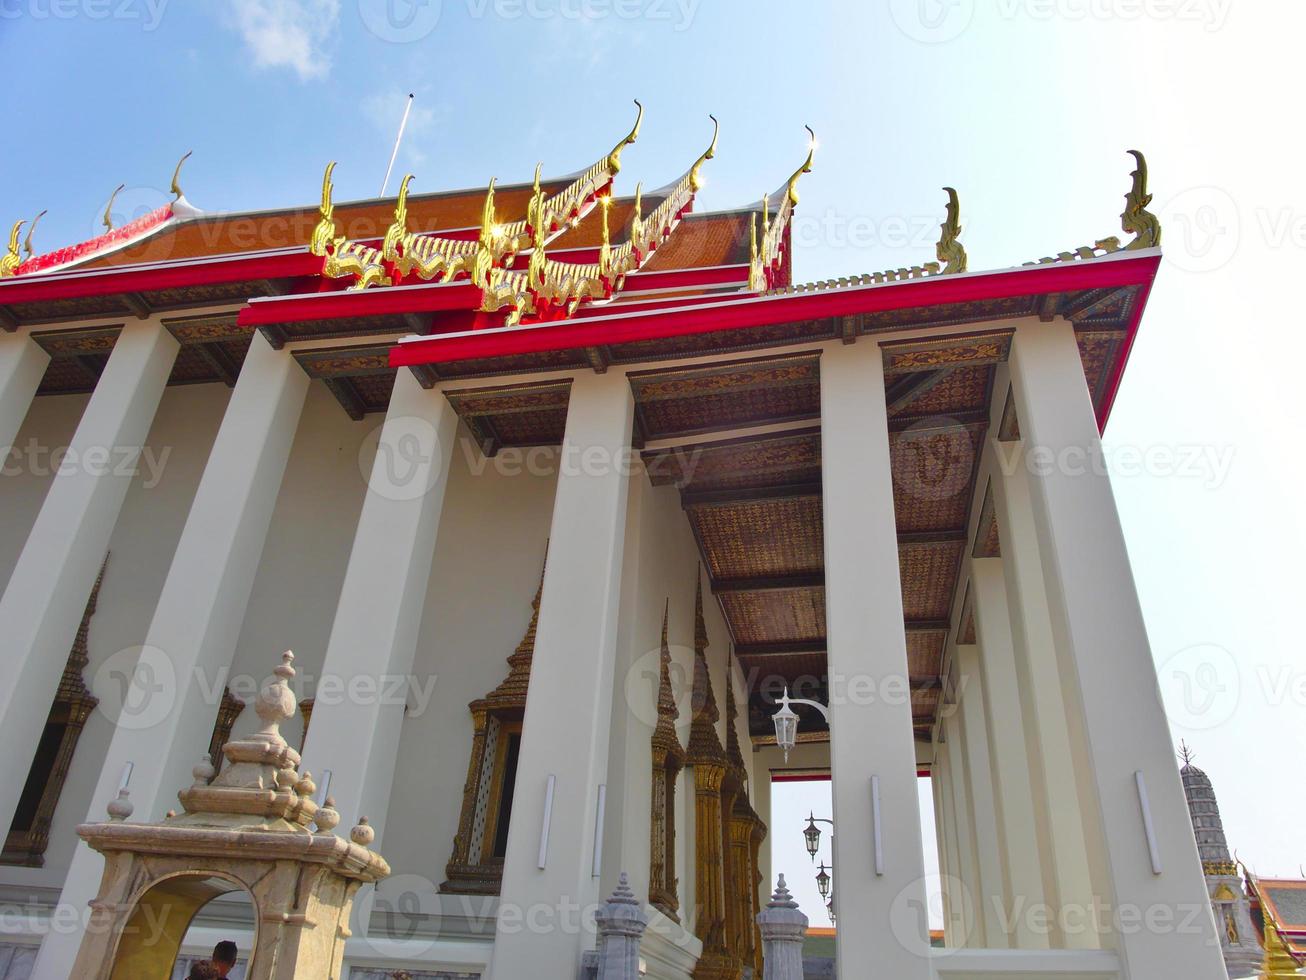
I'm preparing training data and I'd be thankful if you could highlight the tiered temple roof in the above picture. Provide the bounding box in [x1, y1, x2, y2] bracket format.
[0, 104, 1166, 742]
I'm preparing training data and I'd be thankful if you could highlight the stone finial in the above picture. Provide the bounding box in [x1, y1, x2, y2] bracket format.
[255, 650, 298, 741]
[758, 874, 808, 980]
[106, 788, 133, 821]
[351, 816, 375, 847]
[295, 770, 317, 799]
[192, 754, 216, 785]
[315, 796, 340, 834]
[769, 874, 799, 909]
[594, 871, 648, 978]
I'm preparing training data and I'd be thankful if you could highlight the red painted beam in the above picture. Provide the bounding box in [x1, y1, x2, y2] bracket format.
[238, 281, 481, 327]
[391, 254, 1162, 369]
[0, 250, 322, 305]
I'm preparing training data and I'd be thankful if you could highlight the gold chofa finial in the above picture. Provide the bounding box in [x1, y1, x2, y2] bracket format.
[607, 99, 643, 174]
[786, 125, 816, 207]
[1, 220, 24, 278]
[309, 162, 338, 257]
[937, 187, 967, 274]
[102, 184, 125, 232]
[23, 210, 47, 260]
[170, 150, 193, 200]
[383, 174, 413, 260]
[689, 115, 719, 192]
[1121, 149, 1160, 250]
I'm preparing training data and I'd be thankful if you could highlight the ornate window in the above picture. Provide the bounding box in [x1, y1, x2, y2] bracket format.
[206, 687, 246, 779]
[649, 600, 685, 920]
[3, 558, 106, 867]
[442, 560, 542, 895]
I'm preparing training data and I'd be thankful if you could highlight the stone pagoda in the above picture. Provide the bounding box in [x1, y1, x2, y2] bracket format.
[70, 651, 389, 979]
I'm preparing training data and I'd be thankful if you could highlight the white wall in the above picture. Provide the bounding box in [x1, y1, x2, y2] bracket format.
[0, 381, 230, 890]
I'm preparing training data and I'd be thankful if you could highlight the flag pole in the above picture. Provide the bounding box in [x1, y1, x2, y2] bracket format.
[380, 93, 415, 198]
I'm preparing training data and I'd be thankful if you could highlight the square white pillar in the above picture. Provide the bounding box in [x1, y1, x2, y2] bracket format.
[954, 644, 1009, 949]
[32, 330, 309, 980]
[1007, 319, 1225, 979]
[969, 555, 1051, 949]
[988, 434, 1101, 948]
[0, 317, 177, 837]
[820, 341, 931, 978]
[300, 367, 459, 837]
[487, 371, 634, 980]
[941, 710, 980, 946]
[0, 331, 50, 458]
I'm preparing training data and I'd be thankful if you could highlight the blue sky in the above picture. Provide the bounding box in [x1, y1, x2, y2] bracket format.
[5, 0, 1304, 929]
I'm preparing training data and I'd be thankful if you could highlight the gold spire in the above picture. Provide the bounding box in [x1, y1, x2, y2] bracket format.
[382, 173, 414, 261]
[170, 150, 193, 201]
[471, 177, 499, 289]
[22, 210, 46, 261]
[651, 598, 683, 752]
[1121, 149, 1161, 250]
[689, 115, 719, 192]
[480, 546, 548, 708]
[1262, 917, 1302, 978]
[102, 184, 125, 232]
[937, 187, 968, 274]
[687, 567, 725, 765]
[309, 161, 338, 257]
[599, 194, 613, 277]
[1, 220, 24, 277]
[786, 125, 816, 207]
[725, 649, 745, 773]
[606, 99, 643, 174]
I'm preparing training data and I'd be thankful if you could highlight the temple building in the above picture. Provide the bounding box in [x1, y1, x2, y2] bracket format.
[1180, 746, 1306, 978]
[0, 104, 1234, 978]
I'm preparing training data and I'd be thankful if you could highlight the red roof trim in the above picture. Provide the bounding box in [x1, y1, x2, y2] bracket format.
[392, 254, 1159, 361]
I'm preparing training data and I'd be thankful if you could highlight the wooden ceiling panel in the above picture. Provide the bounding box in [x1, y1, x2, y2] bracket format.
[719, 587, 826, 646]
[688, 496, 823, 580]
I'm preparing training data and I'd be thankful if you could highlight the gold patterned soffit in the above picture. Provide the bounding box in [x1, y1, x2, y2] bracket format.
[1026, 149, 1161, 265]
[0, 220, 23, 278]
[749, 127, 815, 293]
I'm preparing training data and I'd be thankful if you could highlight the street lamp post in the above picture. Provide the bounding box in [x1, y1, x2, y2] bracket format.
[772, 687, 839, 925]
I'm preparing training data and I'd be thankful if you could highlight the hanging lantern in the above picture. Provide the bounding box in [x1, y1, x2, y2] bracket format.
[772, 686, 799, 762]
[816, 861, 831, 901]
[803, 812, 821, 860]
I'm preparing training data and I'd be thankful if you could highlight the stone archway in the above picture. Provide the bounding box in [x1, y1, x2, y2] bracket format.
[109, 871, 255, 980]
[72, 652, 389, 980]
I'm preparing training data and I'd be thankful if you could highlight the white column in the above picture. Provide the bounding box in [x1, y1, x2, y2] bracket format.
[32, 331, 309, 980]
[941, 709, 979, 947]
[820, 341, 930, 978]
[969, 556, 1051, 949]
[0, 317, 177, 836]
[0, 331, 49, 458]
[954, 644, 1009, 949]
[989, 435, 1101, 948]
[487, 371, 634, 980]
[932, 744, 963, 948]
[1007, 319, 1224, 978]
[299, 367, 458, 836]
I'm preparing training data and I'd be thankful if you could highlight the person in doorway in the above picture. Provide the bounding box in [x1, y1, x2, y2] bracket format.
[211, 941, 239, 978]
[184, 961, 218, 980]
